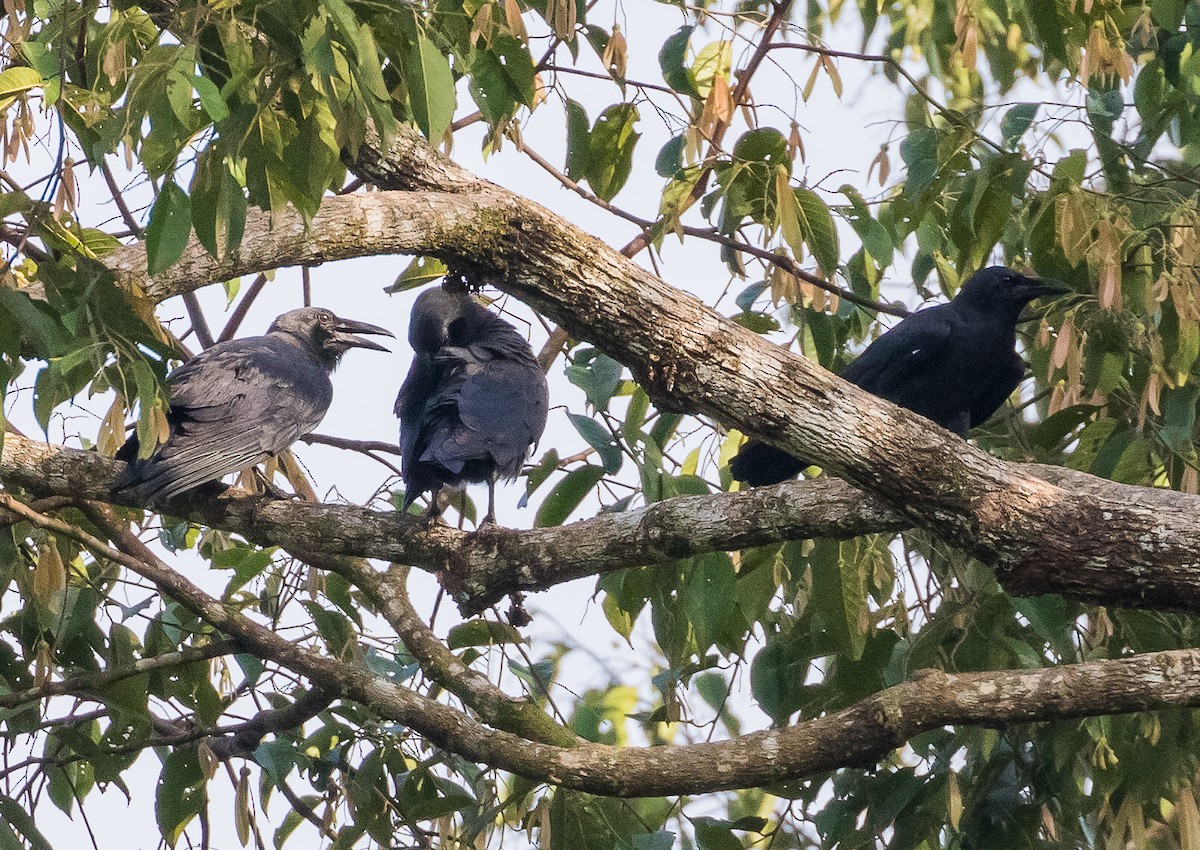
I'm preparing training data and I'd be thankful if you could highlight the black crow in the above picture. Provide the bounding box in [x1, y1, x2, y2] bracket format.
[113, 307, 392, 503]
[730, 266, 1068, 486]
[396, 286, 549, 524]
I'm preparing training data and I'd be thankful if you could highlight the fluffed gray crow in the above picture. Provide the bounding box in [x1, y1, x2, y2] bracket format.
[396, 286, 549, 524]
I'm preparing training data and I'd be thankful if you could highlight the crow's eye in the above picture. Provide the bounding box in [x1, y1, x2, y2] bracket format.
[1003, 275, 1017, 287]
[318, 311, 334, 326]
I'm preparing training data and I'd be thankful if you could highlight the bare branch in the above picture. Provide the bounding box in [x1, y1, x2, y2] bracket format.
[0, 640, 238, 709]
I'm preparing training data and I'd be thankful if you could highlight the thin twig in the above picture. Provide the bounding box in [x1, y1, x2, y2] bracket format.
[299, 432, 404, 477]
[99, 160, 142, 235]
[182, 291, 216, 349]
[300, 433, 402, 456]
[278, 780, 339, 842]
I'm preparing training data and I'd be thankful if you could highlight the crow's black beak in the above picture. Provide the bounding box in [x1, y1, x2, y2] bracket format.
[1019, 275, 1071, 300]
[333, 317, 394, 352]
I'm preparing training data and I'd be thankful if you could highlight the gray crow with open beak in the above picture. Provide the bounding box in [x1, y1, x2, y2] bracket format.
[113, 307, 392, 504]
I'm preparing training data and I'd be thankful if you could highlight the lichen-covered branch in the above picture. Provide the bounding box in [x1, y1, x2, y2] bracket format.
[6, 492, 1200, 798]
[11, 433, 1200, 617]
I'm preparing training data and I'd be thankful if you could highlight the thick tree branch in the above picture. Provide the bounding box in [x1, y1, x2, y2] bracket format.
[203, 686, 335, 761]
[8, 492, 1200, 798]
[4, 434, 1200, 617]
[86, 160, 1200, 615]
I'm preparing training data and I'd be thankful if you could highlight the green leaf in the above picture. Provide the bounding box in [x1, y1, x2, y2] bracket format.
[0, 66, 41, 111]
[145, 181, 193, 275]
[447, 619, 525, 649]
[810, 538, 866, 660]
[406, 34, 456, 141]
[568, 413, 623, 474]
[694, 817, 742, 850]
[155, 747, 205, 845]
[659, 25, 698, 97]
[191, 150, 246, 260]
[524, 448, 560, 498]
[535, 464, 605, 527]
[468, 34, 536, 126]
[900, 126, 938, 198]
[749, 634, 809, 724]
[192, 73, 229, 122]
[732, 127, 789, 165]
[211, 544, 274, 595]
[794, 186, 840, 273]
[565, 98, 591, 183]
[0, 796, 53, 850]
[385, 257, 448, 293]
[691, 41, 731, 98]
[585, 103, 639, 201]
[1000, 103, 1039, 147]
[1025, 0, 1070, 67]
[565, 350, 623, 410]
[273, 807, 306, 850]
[255, 739, 300, 787]
[655, 134, 685, 178]
[838, 185, 893, 263]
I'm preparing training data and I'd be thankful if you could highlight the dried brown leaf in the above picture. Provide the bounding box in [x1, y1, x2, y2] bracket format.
[602, 24, 627, 79]
[504, 0, 527, 42]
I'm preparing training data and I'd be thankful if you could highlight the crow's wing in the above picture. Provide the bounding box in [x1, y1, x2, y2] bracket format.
[420, 343, 548, 478]
[968, 350, 1027, 428]
[115, 337, 332, 503]
[839, 306, 954, 398]
[730, 306, 956, 486]
[396, 353, 454, 507]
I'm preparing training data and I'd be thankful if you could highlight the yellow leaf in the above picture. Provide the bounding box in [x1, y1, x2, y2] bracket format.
[602, 24, 627, 79]
[198, 740, 219, 780]
[948, 766, 962, 829]
[1178, 787, 1200, 850]
[1055, 191, 1093, 266]
[33, 538, 66, 610]
[802, 60, 820, 102]
[770, 261, 799, 306]
[544, 0, 576, 41]
[788, 121, 805, 163]
[1051, 311, 1074, 371]
[153, 404, 171, 447]
[821, 55, 843, 98]
[97, 395, 127, 457]
[279, 449, 317, 501]
[692, 40, 731, 98]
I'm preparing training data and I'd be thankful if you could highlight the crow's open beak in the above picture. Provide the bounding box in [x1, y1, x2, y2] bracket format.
[333, 317, 394, 352]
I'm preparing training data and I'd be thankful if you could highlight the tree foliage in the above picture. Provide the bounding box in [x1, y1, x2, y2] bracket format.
[2, 0, 1200, 848]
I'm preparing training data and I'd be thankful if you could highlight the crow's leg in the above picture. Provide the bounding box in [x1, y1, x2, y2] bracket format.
[482, 472, 499, 526]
